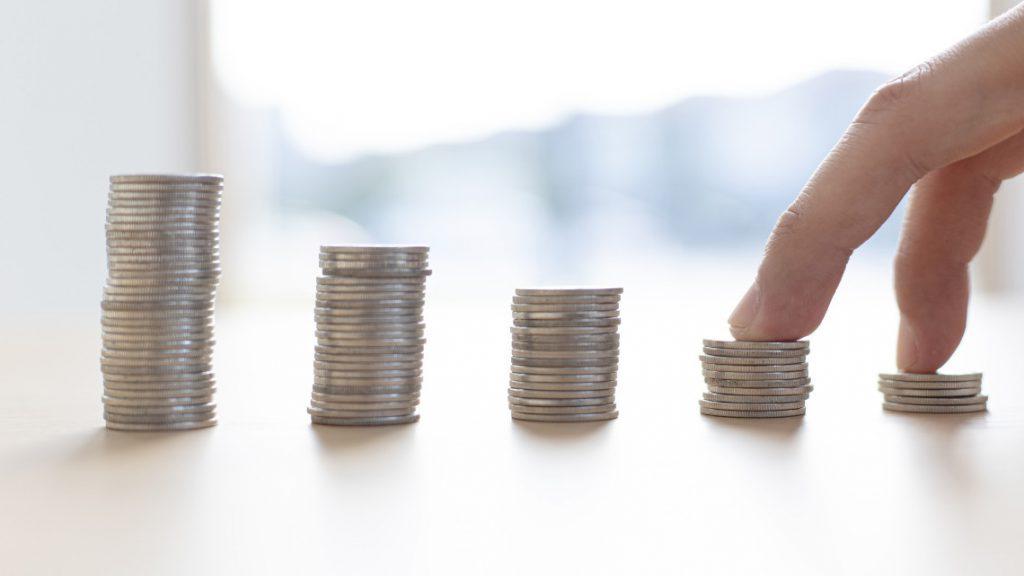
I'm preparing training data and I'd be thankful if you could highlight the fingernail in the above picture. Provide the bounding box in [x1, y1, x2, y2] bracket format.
[729, 282, 761, 332]
[896, 317, 920, 372]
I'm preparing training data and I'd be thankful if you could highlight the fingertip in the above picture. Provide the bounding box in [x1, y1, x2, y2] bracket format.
[727, 283, 760, 336]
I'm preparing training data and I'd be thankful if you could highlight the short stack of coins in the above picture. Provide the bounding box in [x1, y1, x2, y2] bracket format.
[698, 339, 812, 418]
[309, 246, 430, 426]
[508, 287, 622, 423]
[101, 173, 223, 431]
[878, 372, 987, 414]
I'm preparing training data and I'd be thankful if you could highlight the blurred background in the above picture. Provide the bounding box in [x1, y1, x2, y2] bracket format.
[1, 0, 1019, 319]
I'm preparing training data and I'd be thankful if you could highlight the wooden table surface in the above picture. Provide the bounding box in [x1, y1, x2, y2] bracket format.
[2, 277, 1022, 575]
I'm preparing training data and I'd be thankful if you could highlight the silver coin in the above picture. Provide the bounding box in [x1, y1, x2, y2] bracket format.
[101, 329, 214, 341]
[511, 303, 619, 313]
[316, 323, 425, 334]
[702, 339, 809, 351]
[111, 173, 223, 184]
[104, 386, 215, 398]
[318, 261, 429, 272]
[511, 410, 619, 422]
[317, 285, 424, 296]
[314, 367, 421, 379]
[508, 388, 614, 399]
[108, 192, 221, 202]
[875, 379, 983, 390]
[104, 412, 216, 425]
[703, 370, 808, 381]
[877, 386, 981, 397]
[699, 354, 806, 366]
[511, 355, 617, 367]
[508, 397, 613, 407]
[698, 400, 804, 411]
[511, 333, 619, 344]
[315, 316, 424, 328]
[101, 350, 213, 362]
[314, 344, 421, 356]
[510, 372, 615, 383]
[105, 238, 219, 248]
[882, 402, 987, 414]
[103, 403, 216, 416]
[102, 292, 214, 303]
[310, 415, 420, 426]
[105, 419, 217, 432]
[705, 377, 812, 388]
[516, 287, 623, 297]
[314, 306, 422, 317]
[316, 275, 426, 286]
[511, 348, 619, 359]
[882, 394, 988, 406]
[313, 384, 421, 396]
[103, 395, 213, 407]
[878, 372, 982, 383]
[307, 406, 414, 419]
[100, 354, 210, 366]
[317, 337, 426, 348]
[706, 385, 813, 396]
[510, 326, 618, 336]
[312, 345, 423, 356]
[102, 370, 214, 384]
[703, 392, 810, 403]
[317, 330, 425, 342]
[318, 255, 429, 265]
[321, 269, 432, 279]
[511, 364, 617, 375]
[313, 358, 422, 371]
[701, 362, 808, 373]
[106, 209, 219, 218]
[511, 310, 620, 320]
[102, 336, 213, 348]
[321, 245, 428, 254]
[513, 318, 621, 328]
[316, 294, 425, 306]
[311, 391, 419, 403]
[319, 249, 428, 259]
[511, 403, 617, 415]
[700, 407, 805, 418]
[108, 189, 221, 198]
[101, 364, 209, 376]
[311, 401, 420, 413]
[512, 295, 620, 305]
[313, 374, 423, 386]
[508, 380, 616, 391]
[512, 343, 619, 354]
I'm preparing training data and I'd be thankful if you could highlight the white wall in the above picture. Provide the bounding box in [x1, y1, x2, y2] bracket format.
[0, 1, 202, 315]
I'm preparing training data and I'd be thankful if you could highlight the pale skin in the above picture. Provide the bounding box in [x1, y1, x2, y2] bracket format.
[728, 4, 1024, 373]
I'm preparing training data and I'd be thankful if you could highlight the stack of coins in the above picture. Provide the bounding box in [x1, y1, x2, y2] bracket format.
[878, 372, 987, 413]
[309, 246, 430, 426]
[508, 287, 622, 423]
[698, 339, 812, 418]
[101, 174, 222, 431]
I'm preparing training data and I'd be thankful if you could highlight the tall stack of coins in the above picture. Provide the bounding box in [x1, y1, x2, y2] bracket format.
[698, 339, 812, 418]
[309, 246, 430, 426]
[101, 174, 222, 431]
[878, 372, 987, 413]
[508, 287, 622, 423]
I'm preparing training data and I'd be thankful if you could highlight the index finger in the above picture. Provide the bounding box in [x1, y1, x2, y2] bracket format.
[728, 5, 1024, 341]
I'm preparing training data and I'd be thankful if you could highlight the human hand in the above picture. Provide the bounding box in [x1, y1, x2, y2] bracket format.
[727, 4, 1024, 372]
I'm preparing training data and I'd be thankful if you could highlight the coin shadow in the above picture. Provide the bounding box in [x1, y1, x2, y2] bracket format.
[310, 422, 416, 454]
[702, 415, 805, 443]
[64, 424, 212, 463]
[510, 420, 613, 442]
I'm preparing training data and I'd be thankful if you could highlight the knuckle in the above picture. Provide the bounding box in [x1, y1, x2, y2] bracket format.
[862, 61, 935, 118]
